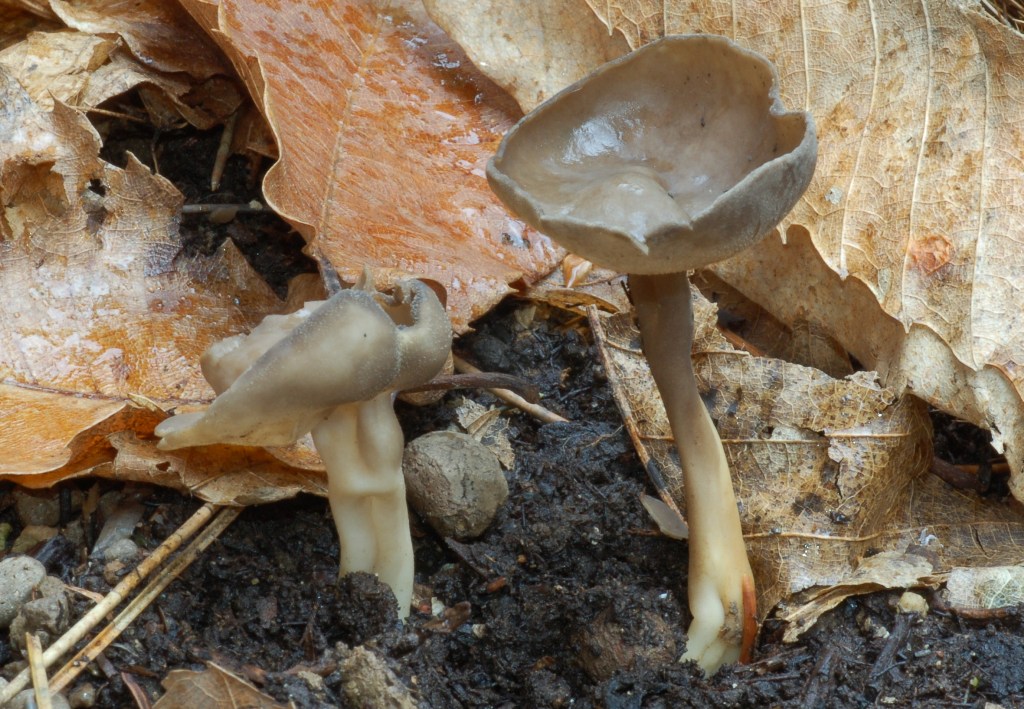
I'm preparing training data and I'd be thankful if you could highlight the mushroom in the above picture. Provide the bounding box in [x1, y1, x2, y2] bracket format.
[487, 35, 816, 671]
[154, 276, 452, 617]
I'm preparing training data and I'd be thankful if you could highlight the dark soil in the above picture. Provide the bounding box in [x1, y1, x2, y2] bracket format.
[3, 120, 1024, 709]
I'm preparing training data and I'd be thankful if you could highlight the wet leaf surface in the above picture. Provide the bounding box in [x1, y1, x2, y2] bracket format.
[180, 0, 565, 333]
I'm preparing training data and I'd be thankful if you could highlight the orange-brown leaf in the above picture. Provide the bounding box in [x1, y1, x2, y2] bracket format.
[180, 0, 564, 332]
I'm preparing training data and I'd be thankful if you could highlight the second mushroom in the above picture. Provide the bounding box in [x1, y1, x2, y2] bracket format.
[487, 35, 817, 672]
[155, 276, 452, 617]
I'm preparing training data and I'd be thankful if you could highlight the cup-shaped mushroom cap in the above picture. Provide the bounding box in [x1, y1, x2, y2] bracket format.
[155, 279, 452, 450]
[487, 34, 817, 275]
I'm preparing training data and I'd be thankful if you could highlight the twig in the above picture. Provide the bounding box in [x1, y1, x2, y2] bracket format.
[401, 371, 540, 402]
[27, 633, 53, 709]
[931, 456, 990, 492]
[181, 203, 265, 215]
[0, 503, 218, 704]
[452, 355, 568, 424]
[211, 110, 239, 191]
[48, 506, 242, 694]
[121, 671, 153, 709]
[81, 106, 151, 124]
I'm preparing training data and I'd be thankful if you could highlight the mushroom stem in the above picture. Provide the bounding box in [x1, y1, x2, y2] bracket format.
[311, 392, 414, 618]
[628, 271, 755, 672]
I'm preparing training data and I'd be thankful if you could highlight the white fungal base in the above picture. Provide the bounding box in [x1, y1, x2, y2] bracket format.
[676, 400, 754, 672]
[312, 393, 414, 618]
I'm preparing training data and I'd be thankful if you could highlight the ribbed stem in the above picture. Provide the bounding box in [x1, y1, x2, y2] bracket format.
[312, 394, 414, 618]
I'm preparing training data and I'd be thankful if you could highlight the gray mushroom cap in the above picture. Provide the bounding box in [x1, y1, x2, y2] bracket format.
[487, 34, 817, 275]
[155, 279, 452, 450]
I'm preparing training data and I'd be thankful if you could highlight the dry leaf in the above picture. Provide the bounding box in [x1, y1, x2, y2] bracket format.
[0, 68, 284, 493]
[0, 31, 117, 107]
[640, 493, 688, 540]
[779, 551, 936, 642]
[179, 0, 564, 332]
[945, 565, 1024, 610]
[591, 290, 1024, 634]
[422, 0, 629, 111]
[0, 4, 61, 50]
[428, 1, 1024, 497]
[0, 32, 242, 127]
[454, 397, 515, 469]
[155, 662, 291, 709]
[49, 0, 229, 80]
[1, 0, 242, 126]
[103, 432, 326, 506]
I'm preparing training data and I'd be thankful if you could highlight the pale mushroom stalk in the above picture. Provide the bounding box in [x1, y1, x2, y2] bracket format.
[155, 277, 452, 618]
[629, 271, 755, 669]
[485, 34, 816, 672]
[312, 394, 414, 610]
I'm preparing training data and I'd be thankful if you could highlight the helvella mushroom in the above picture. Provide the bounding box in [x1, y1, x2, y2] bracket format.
[487, 35, 817, 672]
[155, 276, 452, 617]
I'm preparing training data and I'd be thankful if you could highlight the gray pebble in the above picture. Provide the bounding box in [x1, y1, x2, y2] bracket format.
[13, 489, 60, 527]
[9, 688, 71, 709]
[101, 538, 140, 564]
[403, 431, 508, 538]
[0, 556, 46, 629]
[13, 489, 83, 527]
[10, 576, 71, 652]
[92, 495, 144, 559]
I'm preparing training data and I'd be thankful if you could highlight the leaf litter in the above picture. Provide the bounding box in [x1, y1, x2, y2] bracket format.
[2, 0, 1024, 704]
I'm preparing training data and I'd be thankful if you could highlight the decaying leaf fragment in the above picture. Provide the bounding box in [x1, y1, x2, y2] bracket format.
[1, 0, 242, 126]
[779, 551, 936, 642]
[154, 662, 291, 709]
[945, 565, 1024, 610]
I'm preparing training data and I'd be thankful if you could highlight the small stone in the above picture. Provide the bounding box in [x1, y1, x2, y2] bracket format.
[297, 670, 325, 692]
[897, 591, 929, 617]
[10, 575, 72, 651]
[14, 489, 61, 527]
[0, 522, 13, 551]
[92, 495, 145, 559]
[101, 538, 140, 564]
[13, 489, 83, 528]
[68, 683, 98, 708]
[9, 689, 71, 709]
[403, 431, 508, 538]
[339, 645, 416, 709]
[0, 556, 46, 629]
[576, 608, 676, 681]
[103, 560, 128, 586]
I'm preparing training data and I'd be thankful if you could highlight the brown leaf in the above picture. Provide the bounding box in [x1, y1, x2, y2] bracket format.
[591, 290, 1024, 633]
[423, 0, 629, 111]
[0, 69, 283, 491]
[154, 662, 291, 709]
[179, 0, 564, 332]
[1, 2, 242, 126]
[49, 0, 229, 79]
[104, 432, 326, 506]
[0, 5, 61, 49]
[0, 31, 117, 107]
